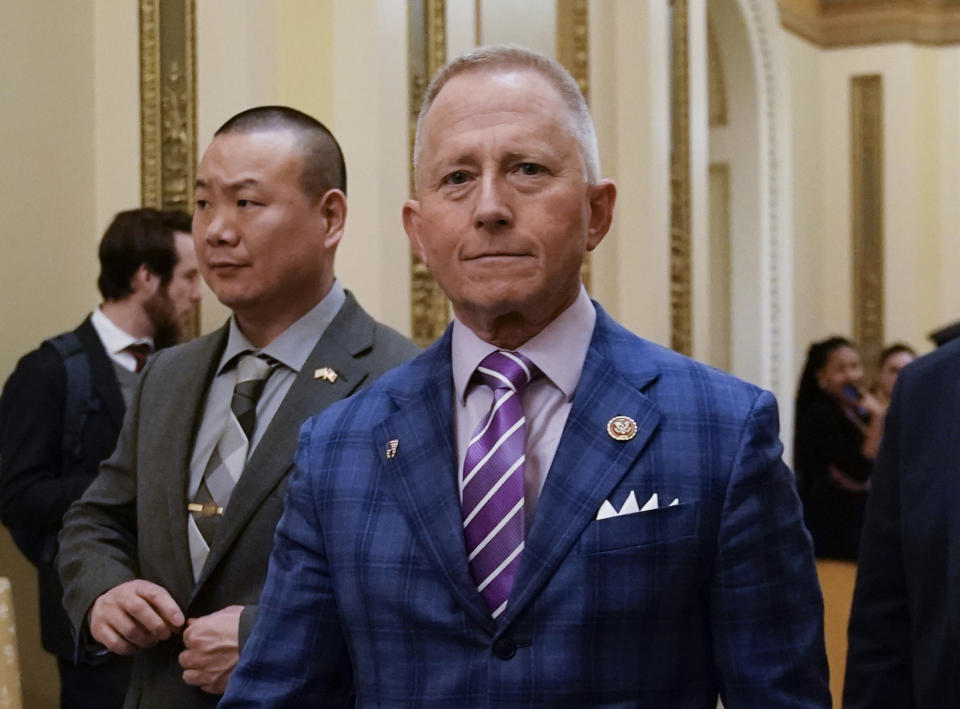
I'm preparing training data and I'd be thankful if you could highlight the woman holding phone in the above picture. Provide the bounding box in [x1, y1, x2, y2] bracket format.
[794, 336, 887, 560]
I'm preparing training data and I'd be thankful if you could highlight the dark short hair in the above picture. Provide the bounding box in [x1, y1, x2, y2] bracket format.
[879, 342, 916, 366]
[214, 106, 347, 198]
[97, 208, 192, 300]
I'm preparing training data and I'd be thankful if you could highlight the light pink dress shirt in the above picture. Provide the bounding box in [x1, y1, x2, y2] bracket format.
[452, 286, 597, 530]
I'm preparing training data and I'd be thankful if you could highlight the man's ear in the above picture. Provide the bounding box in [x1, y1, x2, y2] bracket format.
[131, 263, 160, 297]
[402, 199, 427, 265]
[317, 189, 347, 250]
[586, 179, 617, 251]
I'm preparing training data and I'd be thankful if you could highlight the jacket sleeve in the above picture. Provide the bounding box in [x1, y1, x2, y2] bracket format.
[220, 421, 354, 708]
[56, 363, 145, 638]
[843, 381, 915, 708]
[710, 390, 831, 707]
[0, 347, 93, 564]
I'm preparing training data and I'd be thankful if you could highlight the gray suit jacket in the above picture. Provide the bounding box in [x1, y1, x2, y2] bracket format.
[57, 293, 419, 709]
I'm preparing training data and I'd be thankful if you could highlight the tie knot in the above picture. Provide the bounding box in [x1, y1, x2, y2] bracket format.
[236, 352, 275, 383]
[123, 343, 152, 372]
[476, 350, 538, 394]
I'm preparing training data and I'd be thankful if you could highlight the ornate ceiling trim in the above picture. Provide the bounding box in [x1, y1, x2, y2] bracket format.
[779, 0, 960, 47]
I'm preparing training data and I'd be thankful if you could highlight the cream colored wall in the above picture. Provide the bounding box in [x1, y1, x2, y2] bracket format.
[93, 0, 140, 241]
[1, 1, 100, 705]
[788, 36, 950, 364]
[786, 30, 825, 374]
[589, 0, 672, 346]
[329, 0, 411, 335]
[479, 0, 556, 55]
[710, 0, 764, 381]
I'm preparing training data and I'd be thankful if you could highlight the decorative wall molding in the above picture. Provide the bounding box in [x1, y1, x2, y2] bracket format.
[708, 163, 732, 372]
[408, 0, 450, 347]
[851, 74, 884, 375]
[707, 19, 727, 128]
[743, 0, 787, 394]
[139, 0, 196, 211]
[557, 0, 592, 291]
[670, 0, 693, 357]
[779, 0, 960, 47]
[139, 0, 198, 336]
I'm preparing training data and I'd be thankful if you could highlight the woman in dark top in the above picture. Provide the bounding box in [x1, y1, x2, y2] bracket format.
[794, 336, 887, 560]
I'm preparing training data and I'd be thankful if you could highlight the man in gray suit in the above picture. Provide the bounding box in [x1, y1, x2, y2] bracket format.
[57, 106, 419, 709]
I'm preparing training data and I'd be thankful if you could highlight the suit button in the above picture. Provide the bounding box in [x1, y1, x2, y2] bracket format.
[492, 637, 516, 660]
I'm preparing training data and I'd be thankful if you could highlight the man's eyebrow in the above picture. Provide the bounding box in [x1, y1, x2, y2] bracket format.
[194, 177, 262, 191]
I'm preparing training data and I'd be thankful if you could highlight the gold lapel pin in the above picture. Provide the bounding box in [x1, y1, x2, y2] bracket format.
[314, 367, 339, 383]
[385, 439, 399, 459]
[606, 415, 638, 441]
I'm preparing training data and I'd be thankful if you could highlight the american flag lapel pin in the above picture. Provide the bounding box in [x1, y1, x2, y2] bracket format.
[314, 367, 339, 383]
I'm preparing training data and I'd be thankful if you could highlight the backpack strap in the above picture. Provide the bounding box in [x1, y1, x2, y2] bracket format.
[42, 332, 95, 467]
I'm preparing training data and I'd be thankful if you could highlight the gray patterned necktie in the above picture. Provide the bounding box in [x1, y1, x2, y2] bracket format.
[189, 352, 276, 546]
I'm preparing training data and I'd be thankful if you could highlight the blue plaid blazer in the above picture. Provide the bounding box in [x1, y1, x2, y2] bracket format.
[221, 305, 829, 708]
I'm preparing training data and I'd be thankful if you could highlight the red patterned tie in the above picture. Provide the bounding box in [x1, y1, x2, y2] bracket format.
[123, 343, 152, 373]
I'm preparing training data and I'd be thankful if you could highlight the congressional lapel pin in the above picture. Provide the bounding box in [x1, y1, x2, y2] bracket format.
[606, 415, 638, 441]
[385, 439, 399, 459]
[314, 367, 339, 383]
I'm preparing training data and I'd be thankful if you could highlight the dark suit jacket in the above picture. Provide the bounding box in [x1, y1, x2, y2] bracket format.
[845, 339, 960, 708]
[223, 304, 830, 708]
[0, 316, 125, 660]
[57, 293, 419, 709]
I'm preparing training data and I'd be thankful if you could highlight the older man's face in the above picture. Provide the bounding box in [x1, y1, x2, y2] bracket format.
[404, 67, 615, 338]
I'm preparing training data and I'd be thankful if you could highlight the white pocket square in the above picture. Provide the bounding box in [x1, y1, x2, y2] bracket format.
[596, 491, 679, 520]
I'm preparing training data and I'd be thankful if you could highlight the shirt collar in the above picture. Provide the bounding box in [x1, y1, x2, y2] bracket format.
[451, 285, 596, 404]
[91, 306, 153, 355]
[216, 279, 347, 375]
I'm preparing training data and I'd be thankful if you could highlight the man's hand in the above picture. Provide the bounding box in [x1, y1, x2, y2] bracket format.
[179, 604, 243, 694]
[89, 580, 184, 655]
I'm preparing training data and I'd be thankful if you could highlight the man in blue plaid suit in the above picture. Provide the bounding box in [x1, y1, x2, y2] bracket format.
[221, 46, 829, 708]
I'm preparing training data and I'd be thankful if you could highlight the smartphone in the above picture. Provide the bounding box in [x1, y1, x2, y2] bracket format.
[842, 384, 867, 418]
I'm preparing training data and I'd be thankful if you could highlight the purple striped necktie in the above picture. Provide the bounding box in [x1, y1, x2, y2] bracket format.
[461, 349, 539, 619]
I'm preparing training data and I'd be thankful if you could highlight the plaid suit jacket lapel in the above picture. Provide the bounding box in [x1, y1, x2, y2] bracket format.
[377, 332, 499, 633]
[500, 307, 663, 629]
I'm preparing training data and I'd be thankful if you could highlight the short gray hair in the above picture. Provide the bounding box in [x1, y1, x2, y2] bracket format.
[413, 45, 601, 184]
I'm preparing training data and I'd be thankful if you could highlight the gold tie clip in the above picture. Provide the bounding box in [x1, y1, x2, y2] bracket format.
[187, 502, 223, 518]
